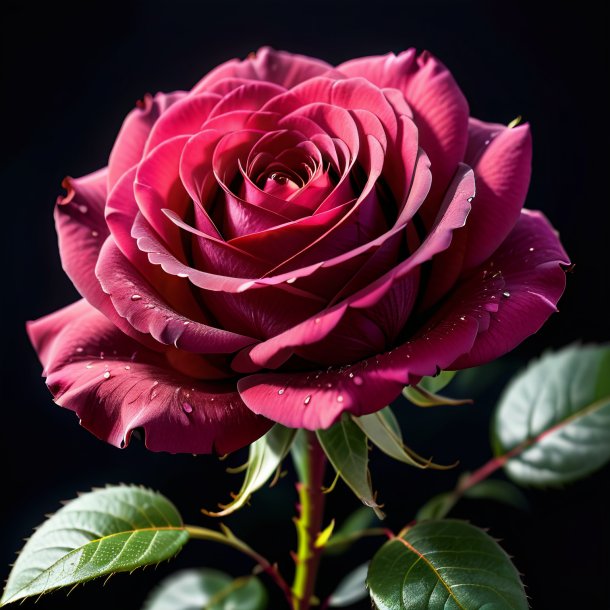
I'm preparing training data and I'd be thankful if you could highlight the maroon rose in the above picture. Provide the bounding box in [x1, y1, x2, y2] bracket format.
[28, 47, 569, 454]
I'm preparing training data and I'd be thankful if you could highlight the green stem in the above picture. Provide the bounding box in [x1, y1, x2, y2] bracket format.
[291, 431, 327, 610]
[185, 524, 293, 605]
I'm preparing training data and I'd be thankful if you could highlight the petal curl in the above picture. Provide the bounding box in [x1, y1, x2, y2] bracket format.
[108, 91, 185, 190]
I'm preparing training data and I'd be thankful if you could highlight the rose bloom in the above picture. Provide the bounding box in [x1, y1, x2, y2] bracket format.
[28, 48, 569, 454]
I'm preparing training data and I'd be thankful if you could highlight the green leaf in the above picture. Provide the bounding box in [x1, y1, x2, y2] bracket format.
[403, 385, 472, 407]
[317, 417, 384, 519]
[493, 344, 610, 486]
[368, 520, 527, 610]
[328, 563, 369, 607]
[143, 568, 267, 610]
[325, 507, 376, 554]
[1, 486, 189, 606]
[354, 408, 444, 469]
[463, 479, 528, 510]
[204, 424, 296, 516]
[419, 370, 457, 393]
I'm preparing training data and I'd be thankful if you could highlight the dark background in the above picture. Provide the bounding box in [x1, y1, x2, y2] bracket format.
[1, 0, 608, 608]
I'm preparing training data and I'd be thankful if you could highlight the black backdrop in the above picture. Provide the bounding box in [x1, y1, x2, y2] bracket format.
[2, 1, 609, 608]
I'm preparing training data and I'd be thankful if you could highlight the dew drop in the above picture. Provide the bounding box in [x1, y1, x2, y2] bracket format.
[77, 204, 88, 214]
[75, 347, 84, 353]
[86, 363, 93, 369]
[124, 365, 131, 370]
[91, 230, 99, 237]
[182, 402, 193, 413]
[529, 247, 535, 252]
[503, 291, 511, 298]
[177, 272, 188, 278]
[348, 372, 354, 378]
[131, 294, 142, 301]
[325, 382, 333, 388]
[278, 388, 285, 395]
[467, 196, 474, 203]
[304, 395, 312, 405]
[286, 277, 297, 284]
[484, 139, 491, 145]
[337, 395, 344, 403]
[353, 376, 363, 386]
[183, 320, 190, 325]
[314, 317, 321, 324]
[459, 316, 466, 321]
[103, 371, 111, 380]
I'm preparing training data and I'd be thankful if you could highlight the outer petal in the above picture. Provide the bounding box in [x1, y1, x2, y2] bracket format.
[237, 305, 481, 430]
[192, 47, 337, 94]
[55, 168, 159, 348]
[338, 50, 469, 198]
[27, 300, 270, 454]
[107, 91, 186, 190]
[462, 120, 533, 270]
[450, 209, 569, 369]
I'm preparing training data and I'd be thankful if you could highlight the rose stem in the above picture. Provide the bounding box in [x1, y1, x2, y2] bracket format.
[184, 524, 293, 604]
[291, 431, 327, 610]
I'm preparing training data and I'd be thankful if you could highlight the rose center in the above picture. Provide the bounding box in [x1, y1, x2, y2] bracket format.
[261, 170, 301, 198]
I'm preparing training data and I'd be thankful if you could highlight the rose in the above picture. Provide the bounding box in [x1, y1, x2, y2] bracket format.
[28, 47, 569, 454]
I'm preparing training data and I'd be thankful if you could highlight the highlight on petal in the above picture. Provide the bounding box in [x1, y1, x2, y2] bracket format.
[27, 300, 271, 454]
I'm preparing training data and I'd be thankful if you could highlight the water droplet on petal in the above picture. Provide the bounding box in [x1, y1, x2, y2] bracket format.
[314, 317, 321, 324]
[286, 277, 297, 284]
[77, 204, 88, 213]
[91, 230, 99, 237]
[529, 247, 535, 252]
[75, 347, 84, 353]
[467, 196, 474, 203]
[124, 365, 131, 370]
[353, 376, 363, 386]
[337, 395, 344, 403]
[503, 291, 511, 298]
[304, 395, 311, 405]
[131, 294, 142, 301]
[177, 272, 188, 278]
[459, 316, 466, 321]
[278, 388, 285, 395]
[182, 402, 193, 413]
[86, 363, 93, 369]
[103, 371, 111, 380]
